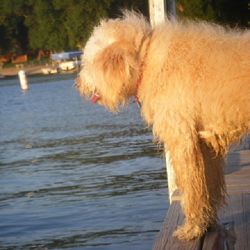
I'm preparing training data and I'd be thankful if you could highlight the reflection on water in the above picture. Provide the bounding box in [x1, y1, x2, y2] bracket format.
[0, 74, 168, 250]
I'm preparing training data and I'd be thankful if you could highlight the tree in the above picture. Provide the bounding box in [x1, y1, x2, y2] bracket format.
[0, 0, 248, 56]
[54, 0, 113, 49]
[108, 0, 148, 18]
[176, 0, 216, 21]
[212, 0, 249, 28]
[24, 0, 67, 51]
[0, 0, 28, 54]
[24, 0, 114, 51]
[176, 0, 249, 27]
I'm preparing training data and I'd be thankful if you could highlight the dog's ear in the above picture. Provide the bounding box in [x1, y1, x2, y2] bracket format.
[94, 41, 138, 111]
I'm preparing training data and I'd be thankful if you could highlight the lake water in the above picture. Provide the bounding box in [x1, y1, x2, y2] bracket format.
[0, 74, 168, 250]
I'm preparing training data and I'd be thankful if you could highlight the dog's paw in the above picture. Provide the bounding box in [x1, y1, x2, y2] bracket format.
[173, 223, 206, 241]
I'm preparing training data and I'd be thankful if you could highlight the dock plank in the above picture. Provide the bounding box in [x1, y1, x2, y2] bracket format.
[152, 201, 202, 250]
[153, 147, 250, 250]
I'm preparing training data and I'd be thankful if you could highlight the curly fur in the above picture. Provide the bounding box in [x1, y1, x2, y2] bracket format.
[76, 11, 250, 241]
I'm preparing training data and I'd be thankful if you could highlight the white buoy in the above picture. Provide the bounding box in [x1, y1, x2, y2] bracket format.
[18, 70, 29, 90]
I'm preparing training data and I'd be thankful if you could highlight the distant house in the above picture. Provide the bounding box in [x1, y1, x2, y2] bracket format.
[0, 54, 12, 64]
[11, 54, 28, 64]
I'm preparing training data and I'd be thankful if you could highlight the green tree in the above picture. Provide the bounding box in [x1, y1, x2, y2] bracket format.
[176, 0, 249, 27]
[0, 0, 28, 54]
[212, 0, 249, 27]
[53, 0, 113, 49]
[108, 0, 148, 18]
[25, 0, 113, 51]
[176, 0, 216, 21]
[0, 0, 248, 56]
[24, 0, 67, 51]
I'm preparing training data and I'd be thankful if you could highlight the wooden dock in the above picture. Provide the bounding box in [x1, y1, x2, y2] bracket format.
[153, 141, 250, 249]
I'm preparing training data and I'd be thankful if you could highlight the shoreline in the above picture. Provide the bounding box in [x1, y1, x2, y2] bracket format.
[0, 64, 79, 78]
[0, 64, 45, 77]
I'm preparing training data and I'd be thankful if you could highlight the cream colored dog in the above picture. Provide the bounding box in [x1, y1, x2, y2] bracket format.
[76, 11, 250, 241]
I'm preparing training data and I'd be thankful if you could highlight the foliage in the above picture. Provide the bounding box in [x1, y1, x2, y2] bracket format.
[0, 0, 29, 54]
[0, 0, 114, 54]
[25, 0, 115, 51]
[0, 0, 248, 55]
[211, 0, 249, 27]
[176, 0, 249, 27]
[176, 0, 216, 21]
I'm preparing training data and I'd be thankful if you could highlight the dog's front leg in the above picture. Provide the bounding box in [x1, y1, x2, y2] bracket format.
[168, 133, 213, 240]
[162, 124, 224, 241]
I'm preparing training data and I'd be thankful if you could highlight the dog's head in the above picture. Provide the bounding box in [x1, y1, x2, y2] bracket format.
[76, 11, 151, 112]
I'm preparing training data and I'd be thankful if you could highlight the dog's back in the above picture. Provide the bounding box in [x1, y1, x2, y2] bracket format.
[144, 21, 250, 148]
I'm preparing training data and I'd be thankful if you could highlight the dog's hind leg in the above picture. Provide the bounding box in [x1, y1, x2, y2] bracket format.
[200, 140, 226, 212]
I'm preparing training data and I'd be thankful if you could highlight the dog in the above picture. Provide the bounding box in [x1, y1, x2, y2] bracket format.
[76, 11, 250, 241]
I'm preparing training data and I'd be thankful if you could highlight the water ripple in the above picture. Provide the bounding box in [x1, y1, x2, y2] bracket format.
[0, 75, 168, 249]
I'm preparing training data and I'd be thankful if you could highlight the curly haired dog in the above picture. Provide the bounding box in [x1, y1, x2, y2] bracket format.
[76, 12, 250, 241]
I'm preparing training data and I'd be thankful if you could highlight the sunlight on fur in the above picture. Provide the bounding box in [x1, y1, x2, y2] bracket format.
[76, 11, 250, 241]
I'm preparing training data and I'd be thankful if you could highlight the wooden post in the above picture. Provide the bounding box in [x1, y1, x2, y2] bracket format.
[148, 0, 177, 203]
[149, 0, 166, 27]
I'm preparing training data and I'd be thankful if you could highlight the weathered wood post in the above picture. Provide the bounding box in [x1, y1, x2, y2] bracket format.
[149, 0, 166, 26]
[166, 0, 176, 20]
[149, 0, 177, 203]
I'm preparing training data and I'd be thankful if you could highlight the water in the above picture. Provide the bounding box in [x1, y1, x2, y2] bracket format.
[0, 74, 168, 250]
